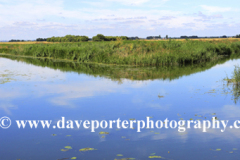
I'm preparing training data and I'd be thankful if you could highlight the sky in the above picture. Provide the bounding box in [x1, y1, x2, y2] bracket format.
[0, 0, 239, 40]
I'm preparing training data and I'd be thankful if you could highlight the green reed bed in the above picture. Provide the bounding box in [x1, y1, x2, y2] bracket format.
[1, 40, 240, 66]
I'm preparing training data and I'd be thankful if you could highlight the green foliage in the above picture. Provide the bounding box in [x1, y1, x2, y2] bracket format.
[92, 34, 128, 41]
[92, 34, 106, 41]
[36, 38, 47, 41]
[236, 34, 240, 38]
[1, 40, 240, 66]
[233, 65, 240, 83]
[47, 35, 89, 42]
[9, 39, 26, 42]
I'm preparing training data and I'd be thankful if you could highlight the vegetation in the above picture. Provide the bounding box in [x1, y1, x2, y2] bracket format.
[0, 40, 240, 66]
[46, 34, 128, 42]
[92, 34, 128, 41]
[223, 65, 240, 104]
[225, 65, 240, 84]
[47, 35, 89, 42]
[9, 39, 29, 42]
[36, 38, 47, 41]
[236, 34, 240, 38]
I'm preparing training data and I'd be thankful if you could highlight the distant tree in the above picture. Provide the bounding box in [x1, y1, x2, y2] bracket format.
[166, 35, 168, 39]
[36, 38, 47, 41]
[92, 34, 106, 41]
[46, 35, 89, 42]
[159, 35, 161, 39]
[9, 39, 25, 42]
[236, 34, 240, 38]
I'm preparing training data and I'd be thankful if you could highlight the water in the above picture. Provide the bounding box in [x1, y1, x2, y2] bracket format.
[1, 56, 240, 160]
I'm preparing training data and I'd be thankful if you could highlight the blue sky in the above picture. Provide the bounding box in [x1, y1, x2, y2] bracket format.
[0, 0, 239, 40]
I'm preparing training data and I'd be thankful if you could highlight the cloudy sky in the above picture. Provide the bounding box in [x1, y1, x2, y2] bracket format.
[0, 0, 239, 40]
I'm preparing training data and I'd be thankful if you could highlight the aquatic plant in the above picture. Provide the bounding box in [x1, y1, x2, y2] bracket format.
[223, 65, 240, 103]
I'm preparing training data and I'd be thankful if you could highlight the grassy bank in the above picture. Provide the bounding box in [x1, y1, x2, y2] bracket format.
[1, 40, 240, 66]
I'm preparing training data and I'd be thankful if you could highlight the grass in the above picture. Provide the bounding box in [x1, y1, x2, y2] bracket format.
[0, 41, 54, 44]
[1, 39, 240, 66]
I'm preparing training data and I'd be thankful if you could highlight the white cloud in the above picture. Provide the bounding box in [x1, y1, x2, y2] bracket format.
[107, 0, 150, 6]
[0, 0, 239, 38]
[200, 5, 232, 13]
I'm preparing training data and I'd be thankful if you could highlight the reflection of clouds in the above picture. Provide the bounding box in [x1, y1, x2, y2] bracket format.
[148, 103, 170, 110]
[221, 105, 240, 119]
[40, 79, 151, 107]
[121, 79, 151, 88]
[0, 58, 66, 82]
[190, 127, 240, 143]
[133, 103, 240, 142]
[196, 105, 240, 120]
[0, 103, 16, 115]
[0, 58, 157, 109]
[213, 59, 240, 69]
[136, 129, 188, 143]
[135, 126, 240, 144]
[42, 80, 121, 106]
[0, 89, 20, 115]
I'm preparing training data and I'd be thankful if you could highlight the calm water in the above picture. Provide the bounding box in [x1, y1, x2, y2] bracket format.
[1, 56, 240, 160]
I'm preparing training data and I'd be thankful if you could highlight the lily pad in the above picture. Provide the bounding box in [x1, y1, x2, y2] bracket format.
[149, 156, 161, 158]
[65, 146, 72, 149]
[71, 157, 77, 159]
[117, 154, 123, 156]
[114, 158, 135, 160]
[79, 148, 97, 152]
[99, 132, 109, 135]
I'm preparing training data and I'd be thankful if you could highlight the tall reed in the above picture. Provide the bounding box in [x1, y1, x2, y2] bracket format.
[1, 40, 240, 66]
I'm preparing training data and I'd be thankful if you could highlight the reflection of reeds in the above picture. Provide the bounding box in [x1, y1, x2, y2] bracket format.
[224, 65, 240, 104]
[1, 40, 240, 66]
[1, 54, 238, 82]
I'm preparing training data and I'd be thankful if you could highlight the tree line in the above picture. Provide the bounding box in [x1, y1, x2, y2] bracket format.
[92, 34, 128, 41]
[9, 39, 27, 42]
[36, 34, 129, 42]
[46, 35, 89, 42]
[36, 34, 240, 42]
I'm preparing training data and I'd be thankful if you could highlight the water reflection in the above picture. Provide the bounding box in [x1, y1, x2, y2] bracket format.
[1, 54, 239, 81]
[0, 56, 240, 159]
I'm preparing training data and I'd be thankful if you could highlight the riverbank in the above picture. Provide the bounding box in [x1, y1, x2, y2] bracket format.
[1, 40, 240, 66]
